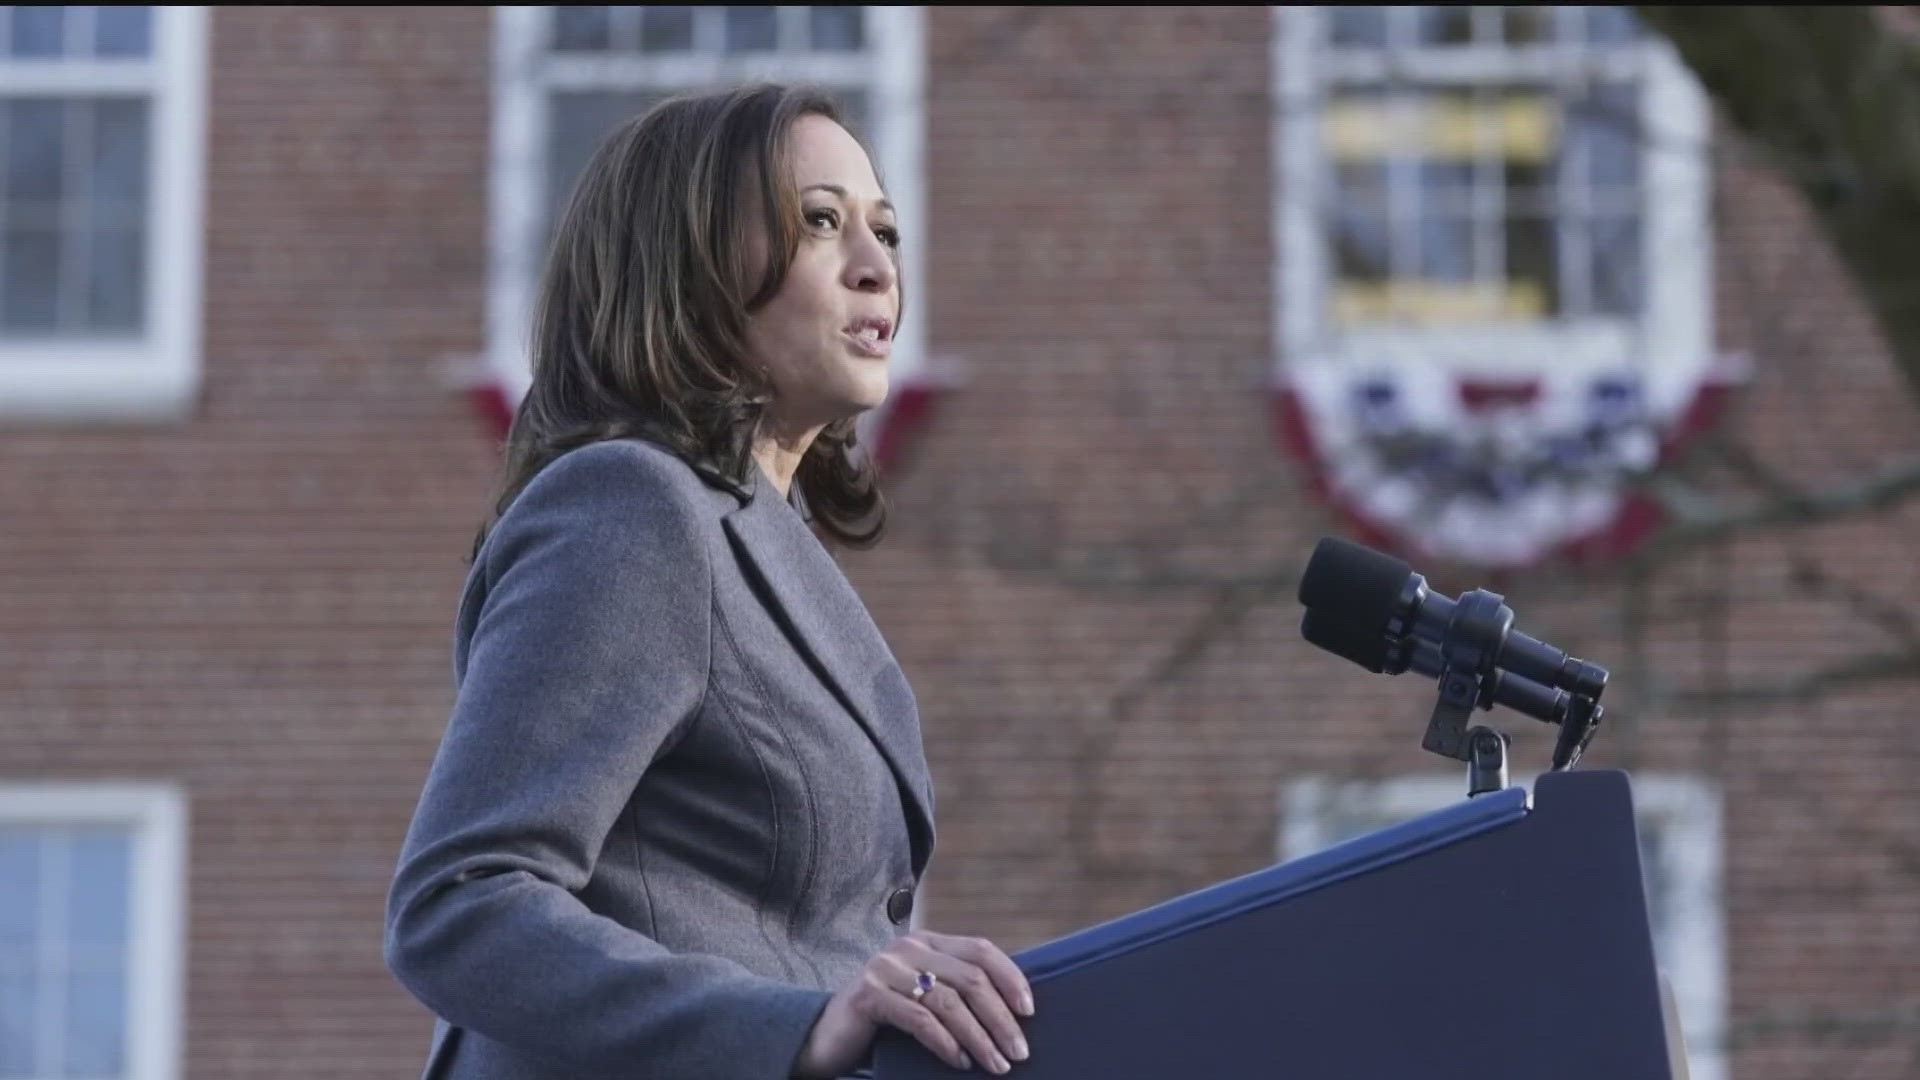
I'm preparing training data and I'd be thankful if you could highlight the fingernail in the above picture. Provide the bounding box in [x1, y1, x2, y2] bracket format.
[992, 1053, 1011, 1074]
[957, 1052, 972, 1070]
[1020, 993, 1035, 1016]
[1012, 1036, 1029, 1061]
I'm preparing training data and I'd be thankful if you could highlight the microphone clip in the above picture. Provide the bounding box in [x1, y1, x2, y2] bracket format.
[1421, 661, 1487, 764]
[1552, 693, 1603, 771]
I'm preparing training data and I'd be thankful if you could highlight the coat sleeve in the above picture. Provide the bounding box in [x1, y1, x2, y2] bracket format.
[383, 442, 832, 1079]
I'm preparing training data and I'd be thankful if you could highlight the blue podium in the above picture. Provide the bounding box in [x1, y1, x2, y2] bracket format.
[873, 769, 1675, 1079]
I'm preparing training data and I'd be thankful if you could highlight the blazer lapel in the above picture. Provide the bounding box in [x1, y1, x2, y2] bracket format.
[722, 476, 936, 870]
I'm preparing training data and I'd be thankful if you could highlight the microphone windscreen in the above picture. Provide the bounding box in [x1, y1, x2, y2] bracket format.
[1298, 536, 1412, 631]
[1300, 609, 1391, 674]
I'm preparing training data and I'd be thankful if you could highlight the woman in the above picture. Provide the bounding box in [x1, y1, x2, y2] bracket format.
[383, 84, 1033, 1079]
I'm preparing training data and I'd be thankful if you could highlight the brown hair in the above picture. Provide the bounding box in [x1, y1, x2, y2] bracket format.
[469, 82, 896, 562]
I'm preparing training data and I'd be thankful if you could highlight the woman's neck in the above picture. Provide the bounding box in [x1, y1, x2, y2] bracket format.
[750, 423, 822, 499]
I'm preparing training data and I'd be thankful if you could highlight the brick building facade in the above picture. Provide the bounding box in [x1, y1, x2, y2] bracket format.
[1, 7, 1915, 1080]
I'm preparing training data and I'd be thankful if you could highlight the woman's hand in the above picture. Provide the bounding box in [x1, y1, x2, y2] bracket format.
[792, 929, 1035, 1077]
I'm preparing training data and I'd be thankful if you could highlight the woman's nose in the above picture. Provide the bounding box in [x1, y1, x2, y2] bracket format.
[848, 247, 895, 293]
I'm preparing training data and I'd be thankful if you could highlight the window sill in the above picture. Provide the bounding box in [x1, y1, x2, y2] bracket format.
[0, 340, 198, 422]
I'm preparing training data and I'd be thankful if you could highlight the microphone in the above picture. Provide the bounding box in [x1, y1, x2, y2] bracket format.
[1297, 536, 1608, 771]
[1300, 609, 1573, 727]
[1298, 537, 1607, 701]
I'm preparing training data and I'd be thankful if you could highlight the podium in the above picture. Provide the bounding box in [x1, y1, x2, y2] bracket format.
[873, 769, 1674, 1079]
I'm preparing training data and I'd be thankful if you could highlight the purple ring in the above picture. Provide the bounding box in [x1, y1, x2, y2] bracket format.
[912, 970, 938, 999]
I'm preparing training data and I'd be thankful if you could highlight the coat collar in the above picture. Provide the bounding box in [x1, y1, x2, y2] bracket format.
[720, 461, 936, 871]
[686, 454, 755, 507]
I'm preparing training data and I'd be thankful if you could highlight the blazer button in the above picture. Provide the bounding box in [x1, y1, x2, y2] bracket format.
[886, 886, 915, 926]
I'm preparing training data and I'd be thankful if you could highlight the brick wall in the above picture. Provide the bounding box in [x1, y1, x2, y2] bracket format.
[0, 7, 1913, 1079]
[1, 7, 494, 1076]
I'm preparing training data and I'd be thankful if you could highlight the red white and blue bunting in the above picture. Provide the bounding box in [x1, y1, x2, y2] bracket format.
[1273, 357, 1744, 568]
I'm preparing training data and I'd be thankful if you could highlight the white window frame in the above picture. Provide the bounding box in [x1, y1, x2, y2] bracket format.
[1272, 6, 1712, 414]
[1280, 772, 1725, 1080]
[487, 6, 927, 436]
[0, 6, 209, 419]
[0, 781, 187, 1080]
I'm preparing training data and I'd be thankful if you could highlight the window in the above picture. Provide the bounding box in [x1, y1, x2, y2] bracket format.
[0, 6, 208, 419]
[1281, 773, 1725, 1080]
[488, 6, 927, 435]
[0, 783, 187, 1080]
[1273, 5, 1710, 383]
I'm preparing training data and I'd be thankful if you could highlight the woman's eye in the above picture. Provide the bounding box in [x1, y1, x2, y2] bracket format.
[806, 207, 897, 249]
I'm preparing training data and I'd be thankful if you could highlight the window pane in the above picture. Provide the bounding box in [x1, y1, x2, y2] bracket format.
[1485, 89, 1556, 167]
[1504, 160, 1554, 218]
[551, 6, 611, 51]
[1504, 210, 1559, 318]
[1329, 163, 1391, 284]
[5, 99, 68, 211]
[88, 98, 148, 213]
[831, 88, 869, 143]
[1502, 6, 1554, 45]
[0, 974, 35, 1078]
[545, 89, 666, 223]
[1322, 87, 1390, 172]
[1588, 213, 1641, 318]
[1416, 161, 1474, 286]
[1418, 214, 1475, 284]
[1327, 7, 1387, 48]
[60, 972, 126, 1079]
[808, 5, 863, 51]
[1329, 161, 1392, 325]
[8, 6, 67, 58]
[1504, 155, 1559, 319]
[84, 226, 143, 331]
[1506, 154, 1561, 318]
[1567, 84, 1640, 194]
[1586, 6, 1641, 46]
[91, 6, 151, 57]
[0, 833, 40, 960]
[1413, 6, 1474, 46]
[723, 6, 777, 52]
[1420, 220, 1474, 284]
[638, 6, 694, 52]
[1415, 158, 1473, 216]
[64, 829, 129, 953]
[2, 227, 63, 331]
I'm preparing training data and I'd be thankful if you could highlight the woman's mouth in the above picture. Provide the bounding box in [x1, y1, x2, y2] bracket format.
[843, 317, 893, 358]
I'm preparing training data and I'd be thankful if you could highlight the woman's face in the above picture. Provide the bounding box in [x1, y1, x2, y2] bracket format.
[745, 113, 901, 435]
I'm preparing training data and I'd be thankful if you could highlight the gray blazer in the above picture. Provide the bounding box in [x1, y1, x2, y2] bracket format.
[384, 438, 935, 1080]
